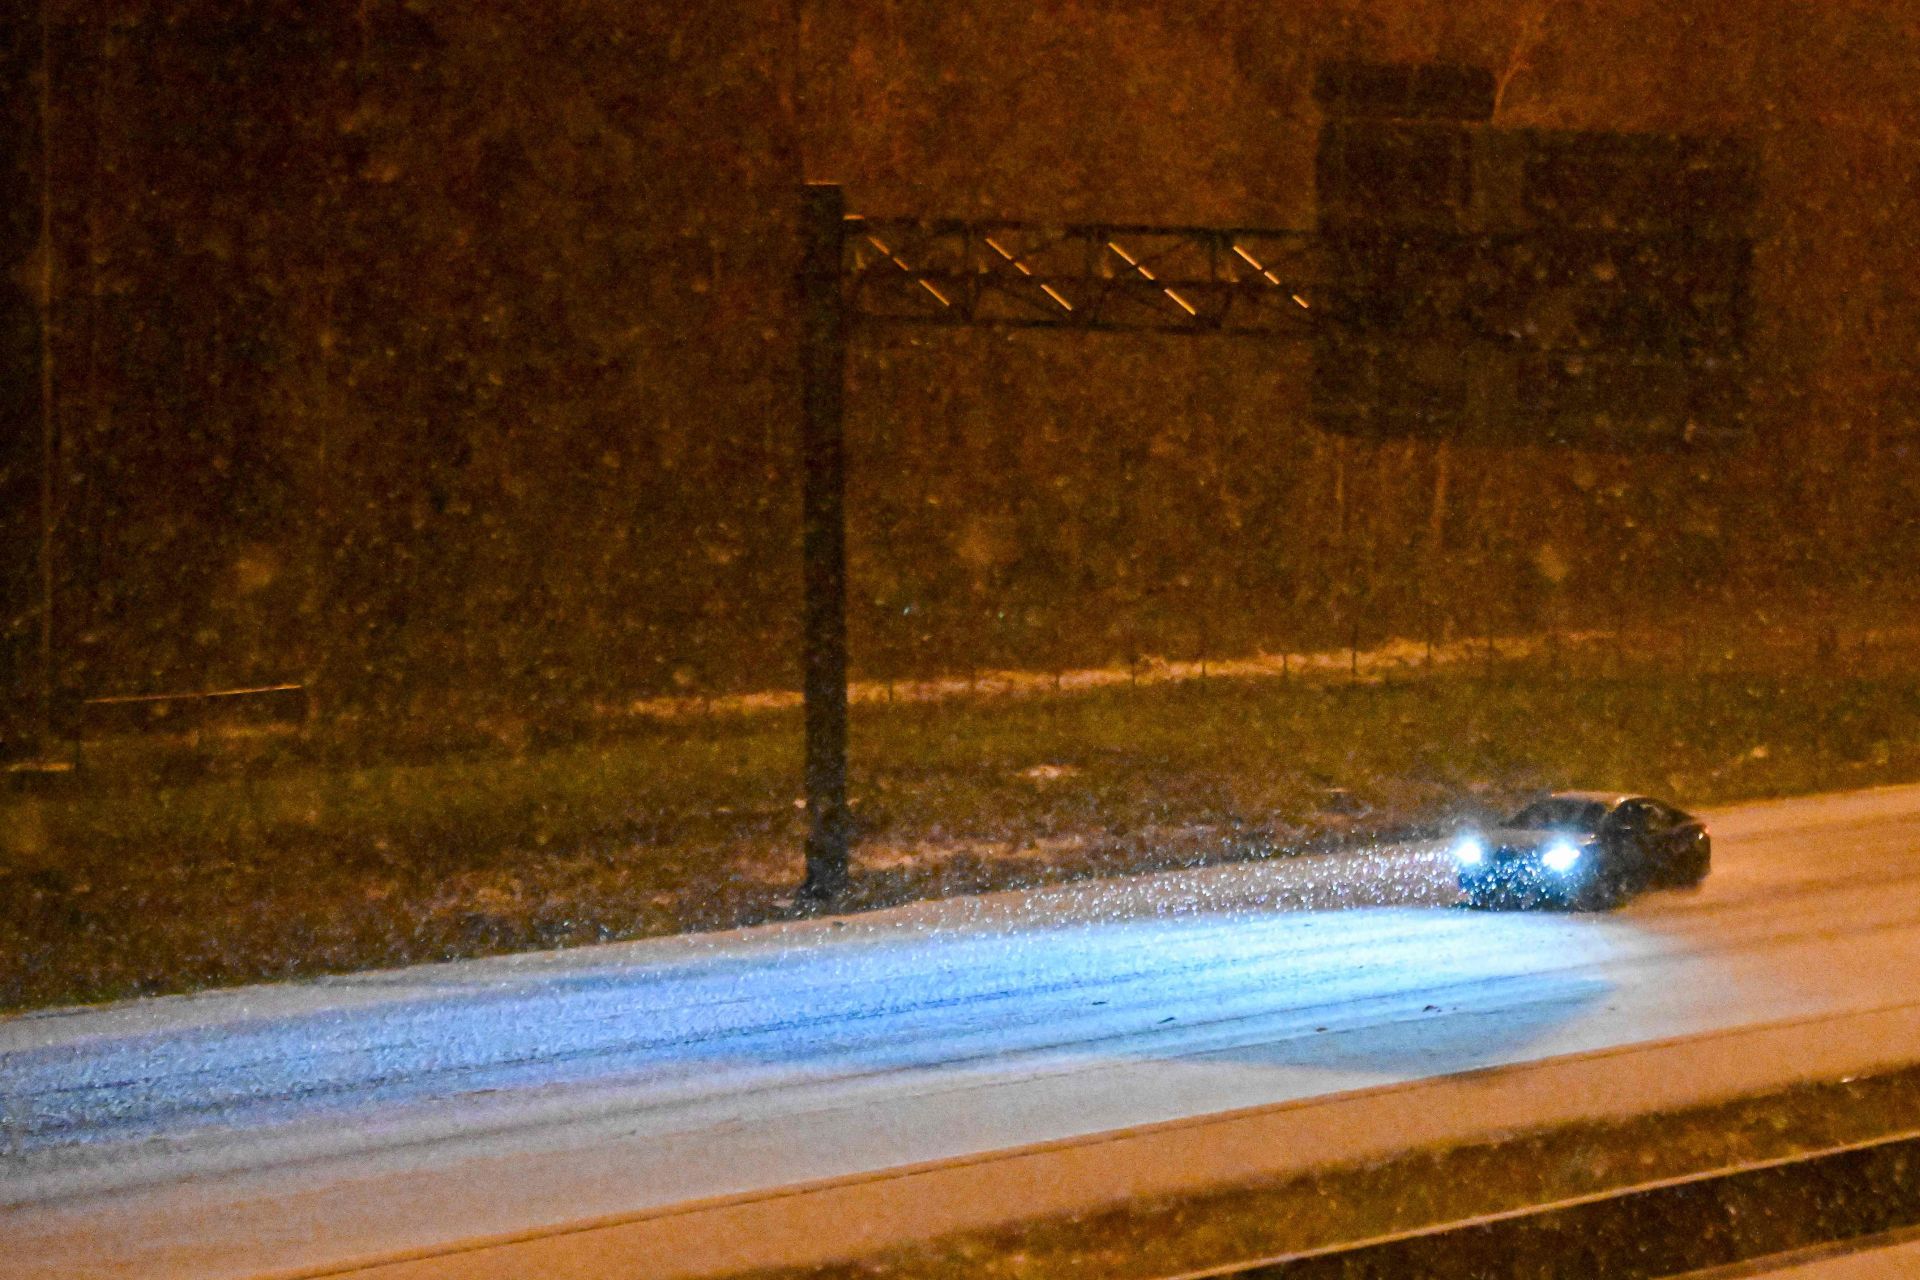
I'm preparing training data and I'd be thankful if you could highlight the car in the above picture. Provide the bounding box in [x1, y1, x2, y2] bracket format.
[1451, 791, 1711, 911]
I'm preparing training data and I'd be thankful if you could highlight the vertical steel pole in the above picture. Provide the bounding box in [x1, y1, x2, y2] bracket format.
[0, 10, 46, 762]
[35, 0, 56, 752]
[798, 183, 851, 901]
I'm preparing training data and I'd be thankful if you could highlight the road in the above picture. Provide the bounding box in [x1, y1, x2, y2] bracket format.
[1692, 1227, 1920, 1278]
[5, 784, 1920, 1278]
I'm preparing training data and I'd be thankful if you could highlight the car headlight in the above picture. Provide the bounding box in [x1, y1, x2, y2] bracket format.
[1542, 840, 1583, 873]
[1452, 833, 1486, 866]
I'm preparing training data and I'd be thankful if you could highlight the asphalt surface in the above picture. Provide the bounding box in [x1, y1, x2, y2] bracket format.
[6, 783, 1920, 1277]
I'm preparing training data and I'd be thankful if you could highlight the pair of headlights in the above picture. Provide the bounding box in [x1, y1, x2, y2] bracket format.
[1452, 834, 1584, 873]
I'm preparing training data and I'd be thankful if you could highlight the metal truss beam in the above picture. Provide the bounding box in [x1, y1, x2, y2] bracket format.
[844, 217, 1324, 336]
[843, 216, 1749, 358]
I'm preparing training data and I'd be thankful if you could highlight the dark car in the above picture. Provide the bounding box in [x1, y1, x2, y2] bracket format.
[1452, 791, 1711, 910]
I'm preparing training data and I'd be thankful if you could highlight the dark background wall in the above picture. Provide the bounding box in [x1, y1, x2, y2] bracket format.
[9, 0, 1919, 743]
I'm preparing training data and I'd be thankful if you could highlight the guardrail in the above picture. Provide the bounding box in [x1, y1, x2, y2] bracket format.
[58, 682, 309, 745]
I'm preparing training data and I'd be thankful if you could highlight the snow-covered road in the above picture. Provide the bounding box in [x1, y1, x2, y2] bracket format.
[6, 784, 1920, 1278]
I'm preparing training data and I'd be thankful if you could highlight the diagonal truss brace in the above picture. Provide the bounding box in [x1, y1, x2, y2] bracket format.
[844, 217, 1325, 335]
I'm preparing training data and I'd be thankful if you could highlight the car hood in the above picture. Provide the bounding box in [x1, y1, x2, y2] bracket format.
[1491, 828, 1599, 854]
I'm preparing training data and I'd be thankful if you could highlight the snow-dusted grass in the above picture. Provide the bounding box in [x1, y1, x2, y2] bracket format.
[730, 1064, 1920, 1280]
[5, 652, 1920, 1011]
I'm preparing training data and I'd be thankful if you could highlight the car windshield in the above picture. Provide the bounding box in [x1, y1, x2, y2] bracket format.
[1503, 799, 1609, 832]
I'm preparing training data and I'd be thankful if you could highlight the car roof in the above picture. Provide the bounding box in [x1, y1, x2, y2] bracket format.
[1544, 790, 1639, 809]
[1507, 793, 1696, 827]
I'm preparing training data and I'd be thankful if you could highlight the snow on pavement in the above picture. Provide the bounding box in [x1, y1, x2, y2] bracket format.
[6, 784, 1920, 1277]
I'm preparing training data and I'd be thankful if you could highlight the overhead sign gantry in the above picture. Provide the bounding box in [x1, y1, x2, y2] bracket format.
[793, 62, 1756, 900]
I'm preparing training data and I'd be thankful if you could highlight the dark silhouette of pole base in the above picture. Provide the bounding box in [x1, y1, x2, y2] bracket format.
[798, 183, 852, 903]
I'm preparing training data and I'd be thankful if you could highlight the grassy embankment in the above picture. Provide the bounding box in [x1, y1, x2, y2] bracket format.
[4, 636, 1920, 1012]
[733, 1063, 1920, 1280]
